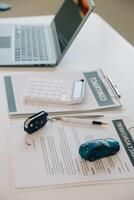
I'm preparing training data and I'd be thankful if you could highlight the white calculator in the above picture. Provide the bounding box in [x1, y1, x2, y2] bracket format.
[24, 78, 86, 105]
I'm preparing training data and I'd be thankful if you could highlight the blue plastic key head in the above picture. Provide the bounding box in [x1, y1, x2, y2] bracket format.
[24, 111, 48, 134]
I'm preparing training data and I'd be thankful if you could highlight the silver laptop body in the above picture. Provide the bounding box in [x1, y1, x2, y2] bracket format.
[0, 0, 95, 66]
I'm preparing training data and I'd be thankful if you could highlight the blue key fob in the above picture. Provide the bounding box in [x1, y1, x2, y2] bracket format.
[24, 111, 48, 134]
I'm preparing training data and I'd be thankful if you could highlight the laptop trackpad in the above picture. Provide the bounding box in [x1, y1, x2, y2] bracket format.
[0, 36, 11, 48]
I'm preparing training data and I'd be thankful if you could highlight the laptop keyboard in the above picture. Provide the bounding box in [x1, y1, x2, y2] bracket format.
[15, 26, 50, 62]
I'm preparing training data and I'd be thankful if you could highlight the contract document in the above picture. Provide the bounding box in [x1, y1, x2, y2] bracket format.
[8, 117, 134, 189]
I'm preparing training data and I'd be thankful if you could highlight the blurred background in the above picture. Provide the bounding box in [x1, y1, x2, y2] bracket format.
[0, 0, 133, 45]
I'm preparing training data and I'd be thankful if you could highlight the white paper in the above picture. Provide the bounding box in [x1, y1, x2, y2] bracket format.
[9, 117, 134, 189]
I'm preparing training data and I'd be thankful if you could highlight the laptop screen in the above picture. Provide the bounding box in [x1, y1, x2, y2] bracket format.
[54, 0, 95, 54]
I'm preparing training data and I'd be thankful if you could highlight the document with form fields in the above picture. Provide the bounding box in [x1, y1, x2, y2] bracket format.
[8, 116, 134, 189]
[4, 69, 122, 117]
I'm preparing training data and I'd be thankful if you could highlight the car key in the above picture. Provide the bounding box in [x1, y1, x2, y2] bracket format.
[24, 111, 48, 134]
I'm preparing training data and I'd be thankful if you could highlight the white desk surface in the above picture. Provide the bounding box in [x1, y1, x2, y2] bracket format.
[0, 13, 134, 200]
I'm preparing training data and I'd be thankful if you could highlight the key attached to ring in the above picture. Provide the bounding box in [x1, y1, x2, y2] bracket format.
[24, 111, 48, 134]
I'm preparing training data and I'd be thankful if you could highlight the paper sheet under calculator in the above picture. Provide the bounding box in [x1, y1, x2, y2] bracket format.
[8, 117, 134, 189]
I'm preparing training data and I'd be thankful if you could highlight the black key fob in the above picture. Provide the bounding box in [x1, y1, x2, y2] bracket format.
[24, 111, 48, 134]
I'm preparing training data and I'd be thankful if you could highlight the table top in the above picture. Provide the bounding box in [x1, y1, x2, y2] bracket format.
[0, 13, 134, 200]
[0, 0, 62, 17]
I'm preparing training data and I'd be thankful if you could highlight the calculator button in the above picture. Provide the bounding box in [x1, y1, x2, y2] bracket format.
[24, 78, 86, 105]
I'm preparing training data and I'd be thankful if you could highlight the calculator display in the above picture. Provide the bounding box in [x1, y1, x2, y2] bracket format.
[72, 79, 85, 99]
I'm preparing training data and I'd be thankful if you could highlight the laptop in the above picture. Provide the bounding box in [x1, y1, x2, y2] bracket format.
[0, 0, 95, 66]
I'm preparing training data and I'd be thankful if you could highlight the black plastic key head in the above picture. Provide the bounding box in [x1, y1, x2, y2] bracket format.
[24, 111, 48, 134]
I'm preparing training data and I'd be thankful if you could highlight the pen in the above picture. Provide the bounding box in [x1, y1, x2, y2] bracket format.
[51, 114, 104, 120]
[107, 76, 121, 98]
[10, 112, 104, 119]
[54, 117, 108, 126]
